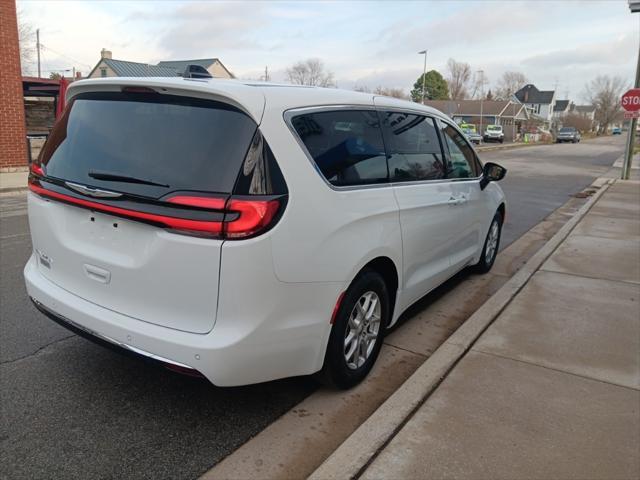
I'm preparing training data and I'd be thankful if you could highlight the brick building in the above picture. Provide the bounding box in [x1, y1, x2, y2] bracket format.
[0, 0, 28, 170]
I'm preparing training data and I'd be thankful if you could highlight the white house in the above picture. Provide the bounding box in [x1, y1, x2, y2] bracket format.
[552, 100, 571, 120]
[515, 84, 556, 126]
[87, 49, 234, 79]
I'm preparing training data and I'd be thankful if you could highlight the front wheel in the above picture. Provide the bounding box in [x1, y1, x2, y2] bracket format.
[473, 212, 503, 273]
[319, 270, 389, 389]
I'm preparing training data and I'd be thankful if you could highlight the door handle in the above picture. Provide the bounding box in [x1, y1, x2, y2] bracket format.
[448, 196, 464, 206]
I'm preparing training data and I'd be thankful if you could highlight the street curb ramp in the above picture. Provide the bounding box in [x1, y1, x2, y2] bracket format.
[309, 177, 615, 480]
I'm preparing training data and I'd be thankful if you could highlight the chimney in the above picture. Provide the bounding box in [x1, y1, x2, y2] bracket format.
[100, 48, 112, 59]
[75, 71, 82, 80]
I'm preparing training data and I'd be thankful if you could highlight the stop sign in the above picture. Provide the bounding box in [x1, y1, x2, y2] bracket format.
[621, 88, 640, 112]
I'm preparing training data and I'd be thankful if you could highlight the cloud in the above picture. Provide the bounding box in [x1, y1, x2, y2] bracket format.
[156, 2, 272, 58]
[522, 32, 637, 68]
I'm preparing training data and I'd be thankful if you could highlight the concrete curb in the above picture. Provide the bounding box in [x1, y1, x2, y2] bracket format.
[309, 177, 615, 480]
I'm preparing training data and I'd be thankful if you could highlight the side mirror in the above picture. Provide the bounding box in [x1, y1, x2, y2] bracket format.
[480, 162, 506, 190]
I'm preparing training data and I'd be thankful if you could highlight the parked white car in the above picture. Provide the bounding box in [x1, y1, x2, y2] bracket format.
[483, 125, 505, 143]
[24, 78, 507, 388]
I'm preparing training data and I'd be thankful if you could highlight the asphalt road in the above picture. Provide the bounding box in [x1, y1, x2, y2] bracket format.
[0, 135, 626, 480]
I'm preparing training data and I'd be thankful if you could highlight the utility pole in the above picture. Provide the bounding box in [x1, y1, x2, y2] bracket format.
[263, 65, 270, 82]
[418, 50, 427, 104]
[477, 70, 485, 136]
[36, 29, 41, 78]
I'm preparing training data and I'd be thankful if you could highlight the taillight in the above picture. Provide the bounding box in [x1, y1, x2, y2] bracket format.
[28, 185, 285, 241]
[165, 195, 283, 240]
[167, 196, 226, 210]
[30, 163, 45, 177]
[224, 199, 281, 239]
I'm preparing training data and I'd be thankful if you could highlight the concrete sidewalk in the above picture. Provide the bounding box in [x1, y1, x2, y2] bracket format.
[0, 170, 28, 192]
[313, 180, 640, 479]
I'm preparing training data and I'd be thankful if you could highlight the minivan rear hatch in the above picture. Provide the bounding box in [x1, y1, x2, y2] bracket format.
[28, 88, 261, 333]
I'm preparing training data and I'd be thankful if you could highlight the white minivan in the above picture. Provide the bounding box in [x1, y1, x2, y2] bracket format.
[24, 77, 506, 388]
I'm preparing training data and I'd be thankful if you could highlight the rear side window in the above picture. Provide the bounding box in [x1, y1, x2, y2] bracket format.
[291, 110, 387, 187]
[41, 92, 258, 198]
[379, 112, 445, 182]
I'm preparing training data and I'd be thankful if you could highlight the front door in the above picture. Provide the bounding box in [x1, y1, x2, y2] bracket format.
[438, 120, 485, 271]
[376, 107, 461, 309]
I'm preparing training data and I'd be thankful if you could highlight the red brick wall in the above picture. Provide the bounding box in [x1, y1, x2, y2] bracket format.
[0, 0, 28, 170]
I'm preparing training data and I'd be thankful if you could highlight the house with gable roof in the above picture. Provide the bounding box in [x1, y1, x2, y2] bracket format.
[514, 84, 556, 126]
[87, 49, 234, 79]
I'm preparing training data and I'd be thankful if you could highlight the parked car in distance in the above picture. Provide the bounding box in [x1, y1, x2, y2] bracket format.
[459, 122, 476, 133]
[24, 78, 507, 389]
[462, 127, 482, 145]
[483, 125, 504, 143]
[556, 126, 581, 143]
[611, 127, 622, 135]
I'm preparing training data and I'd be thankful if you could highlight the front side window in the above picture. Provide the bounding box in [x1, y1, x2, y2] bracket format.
[440, 123, 480, 179]
[291, 110, 387, 187]
[379, 112, 445, 182]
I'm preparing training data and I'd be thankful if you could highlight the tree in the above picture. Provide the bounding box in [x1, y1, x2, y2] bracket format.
[583, 75, 627, 134]
[17, 9, 35, 75]
[49, 72, 62, 80]
[562, 113, 594, 133]
[411, 70, 449, 102]
[353, 85, 371, 93]
[469, 71, 489, 100]
[495, 71, 528, 100]
[374, 86, 409, 100]
[286, 58, 335, 87]
[445, 58, 471, 100]
[486, 89, 494, 101]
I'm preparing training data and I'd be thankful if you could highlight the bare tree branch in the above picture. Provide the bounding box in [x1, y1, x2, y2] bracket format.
[494, 71, 528, 100]
[286, 58, 335, 87]
[374, 86, 409, 99]
[445, 58, 471, 100]
[583, 75, 627, 133]
[17, 9, 35, 75]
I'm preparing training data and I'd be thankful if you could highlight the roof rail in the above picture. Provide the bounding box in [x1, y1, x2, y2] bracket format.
[181, 64, 212, 79]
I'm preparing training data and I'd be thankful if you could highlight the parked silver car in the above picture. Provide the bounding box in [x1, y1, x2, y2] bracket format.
[556, 127, 581, 143]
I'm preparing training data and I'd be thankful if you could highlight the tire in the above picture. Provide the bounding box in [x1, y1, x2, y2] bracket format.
[473, 212, 503, 274]
[319, 270, 389, 389]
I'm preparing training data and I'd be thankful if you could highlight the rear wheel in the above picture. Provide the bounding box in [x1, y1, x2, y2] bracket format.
[319, 270, 389, 389]
[473, 212, 503, 273]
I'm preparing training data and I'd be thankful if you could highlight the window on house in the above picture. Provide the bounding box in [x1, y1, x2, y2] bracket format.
[100, 68, 107, 78]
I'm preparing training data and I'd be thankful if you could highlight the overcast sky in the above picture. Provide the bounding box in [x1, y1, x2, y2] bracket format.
[18, 0, 639, 101]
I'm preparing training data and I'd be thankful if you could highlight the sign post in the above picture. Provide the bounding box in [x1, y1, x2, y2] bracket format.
[621, 2, 640, 179]
[621, 85, 640, 180]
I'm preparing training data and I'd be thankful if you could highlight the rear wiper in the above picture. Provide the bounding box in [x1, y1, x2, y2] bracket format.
[88, 170, 169, 188]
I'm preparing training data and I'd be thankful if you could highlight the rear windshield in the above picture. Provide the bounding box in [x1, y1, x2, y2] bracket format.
[40, 91, 258, 198]
[487, 126, 501, 131]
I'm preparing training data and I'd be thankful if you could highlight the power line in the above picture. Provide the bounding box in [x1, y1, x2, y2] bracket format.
[38, 43, 92, 69]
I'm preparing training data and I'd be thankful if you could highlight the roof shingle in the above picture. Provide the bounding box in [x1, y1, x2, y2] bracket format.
[103, 59, 180, 77]
[515, 84, 555, 105]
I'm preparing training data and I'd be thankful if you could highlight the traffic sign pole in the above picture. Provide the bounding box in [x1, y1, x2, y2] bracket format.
[622, 13, 640, 180]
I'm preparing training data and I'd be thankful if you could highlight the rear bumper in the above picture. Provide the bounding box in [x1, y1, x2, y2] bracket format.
[24, 254, 338, 386]
[30, 297, 203, 376]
